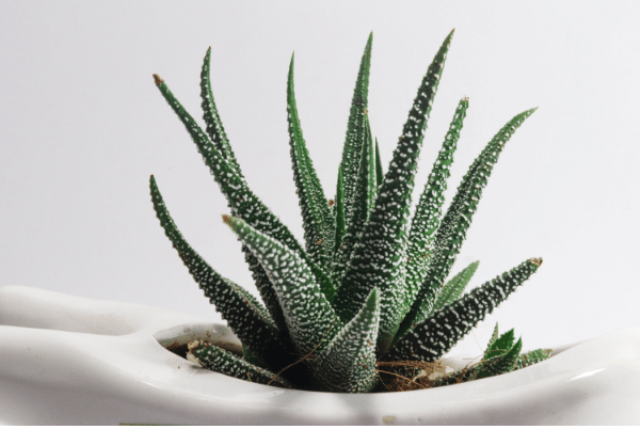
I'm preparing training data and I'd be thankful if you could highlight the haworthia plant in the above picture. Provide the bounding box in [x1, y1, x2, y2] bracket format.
[150, 31, 549, 393]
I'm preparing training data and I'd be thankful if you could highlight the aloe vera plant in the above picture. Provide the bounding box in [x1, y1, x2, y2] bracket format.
[150, 30, 550, 393]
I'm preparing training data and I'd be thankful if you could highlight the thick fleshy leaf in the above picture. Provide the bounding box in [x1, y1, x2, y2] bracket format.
[150, 176, 295, 371]
[287, 55, 336, 270]
[432, 260, 479, 312]
[331, 116, 375, 286]
[241, 247, 287, 332]
[483, 328, 515, 361]
[200, 51, 287, 327]
[429, 340, 522, 388]
[333, 167, 346, 256]
[189, 344, 293, 388]
[339, 32, 373, 225]
[200, 48, 243, 177]
[333, 30, 455, 354]
[153, 75, 335, 303]
[374, 137, 384, 192]
[314, 289, 380, 392]
[515, 348, 553, 370]
[398, 107, 537, 338]
[223, 215, 342, 356]
[478, 337, 522, 378]
[486, 323, 500, 351]
[387, 258, 542, 362]
[404, 98, 469, 308]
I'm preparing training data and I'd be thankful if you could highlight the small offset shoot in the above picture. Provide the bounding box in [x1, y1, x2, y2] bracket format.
[150, 30, 549, 393]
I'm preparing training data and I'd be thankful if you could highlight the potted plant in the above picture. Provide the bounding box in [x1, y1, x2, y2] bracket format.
[2, 30, 640, 425]
[148, 29, 549, 392]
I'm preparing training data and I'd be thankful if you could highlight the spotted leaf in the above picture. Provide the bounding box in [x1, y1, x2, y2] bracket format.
[189, 344, 293, 388]
[287, 55, 336, 270]
[334, 30, 455, 354]
[150, 176, 296, 372]
[223, 215, 343, 357]
[398, 107, 537, 339]
[387, 258, 541, 362]
[404, 98, 469, 310]
[432, 260, 479, 312]
[314, 288, 380, 392]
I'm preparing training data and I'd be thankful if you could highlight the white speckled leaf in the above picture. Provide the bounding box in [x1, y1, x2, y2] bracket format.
[339, 33, 373, 226]
[332, 116, 375, 287]
[154, 77, 335, 303]
[150, 176, 296, 372]
[200, 48, 243, 178]
[404, 98, 469, 310]
[387, 258, 541, 362]
[224, 216, 343, 357]
[314, 288, 380, 393]
[287, 55, 336, 270]
[432, 260, 479, 312]
[190, 344, 293, 388]
[333, 30, 455, 354]
[398, 107, 537, 339]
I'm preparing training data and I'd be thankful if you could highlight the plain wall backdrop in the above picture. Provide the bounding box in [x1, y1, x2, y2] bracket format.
[1, 0, 639, 356]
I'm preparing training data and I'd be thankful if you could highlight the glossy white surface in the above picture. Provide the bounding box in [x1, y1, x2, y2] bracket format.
[1, 285, 639, 425]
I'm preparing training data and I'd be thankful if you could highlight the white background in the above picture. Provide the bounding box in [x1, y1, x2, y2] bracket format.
[1, 0, 639, 357]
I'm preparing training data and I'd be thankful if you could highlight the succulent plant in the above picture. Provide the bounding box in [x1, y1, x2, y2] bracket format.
[149, 30, 550, 393]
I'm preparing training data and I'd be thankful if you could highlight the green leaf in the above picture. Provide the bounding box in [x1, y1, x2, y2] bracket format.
[223, 215, 343, 357]
[515, 348, 552, 370]
[387, 257, 542, 362]
[478, 337, 522, 378]
[486, 323, 500, 351]
[241, 247, 287, 332]
[331, 116, 375, 286]
[374, 137, 384, 192]
[189, 344, 293, 388]
[314, 289, 380, 392]
[404, 98, 469, 309]
[287, 55, 336, 270]
[200, 50, 288, 328]
[429, 339, 522, 387]
[432, 260, 479, 312]
[338, 32, 373, 226]
[333, 166, 346, 256]
[333, 30, 455, 354]
[153, 74, 335, 303]
[483, 328, 515, 361]
[150, 176, 295, 372]
[398, 107, 537, 338]
[200, 47, 243, 178]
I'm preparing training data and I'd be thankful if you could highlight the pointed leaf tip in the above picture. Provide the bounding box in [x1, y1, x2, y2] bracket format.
[222, 214, 231, 224]
[530, 257, 543, 267]
[153, 74, 164, 87]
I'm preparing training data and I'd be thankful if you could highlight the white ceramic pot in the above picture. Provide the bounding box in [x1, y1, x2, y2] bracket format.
[1, 285, 639, 425]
